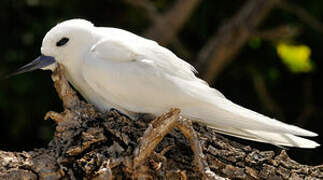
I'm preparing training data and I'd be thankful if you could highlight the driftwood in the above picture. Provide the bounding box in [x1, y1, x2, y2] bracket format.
[0, 65, 322, 180]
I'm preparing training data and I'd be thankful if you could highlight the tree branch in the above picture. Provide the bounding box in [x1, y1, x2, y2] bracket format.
[251, 71, 285, 120]
[254, 25, 300, 41]
[123, 0, 196, 62]
[195, 0, 280, 83]
[279, 0, 323, 34]
[122, 0, 160, 21]
[144, 0, 201, 46]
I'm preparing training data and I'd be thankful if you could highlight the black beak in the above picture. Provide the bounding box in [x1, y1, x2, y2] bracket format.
[7, 55, 56, 78]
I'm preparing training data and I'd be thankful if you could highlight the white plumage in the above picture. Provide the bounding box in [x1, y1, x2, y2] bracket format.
[29, 19, 319, 148]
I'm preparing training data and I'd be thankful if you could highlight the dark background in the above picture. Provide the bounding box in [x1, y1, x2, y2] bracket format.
[1, 0, 323, 165]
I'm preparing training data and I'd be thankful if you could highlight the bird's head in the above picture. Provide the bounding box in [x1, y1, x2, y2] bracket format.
[9, 19, 95, 76]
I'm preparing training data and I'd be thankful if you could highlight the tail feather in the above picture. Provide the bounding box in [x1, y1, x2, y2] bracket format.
[209, 126, 320, 148]
[183, 95, 317, 137]
[182, 80, 319, 148]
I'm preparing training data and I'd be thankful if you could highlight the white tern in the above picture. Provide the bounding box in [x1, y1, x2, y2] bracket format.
[12, 19, 319, 148]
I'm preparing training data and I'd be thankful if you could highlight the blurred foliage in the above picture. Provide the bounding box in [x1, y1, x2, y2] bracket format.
[248, 37, 262, 49]
[277, 42, 314, 73]
[0, 0, 323, 165]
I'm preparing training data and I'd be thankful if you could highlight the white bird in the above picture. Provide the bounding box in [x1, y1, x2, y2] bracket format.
[12, 19, 319, 148]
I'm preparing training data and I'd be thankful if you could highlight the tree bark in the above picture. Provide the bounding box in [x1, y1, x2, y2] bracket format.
[0, 65, 322, 180]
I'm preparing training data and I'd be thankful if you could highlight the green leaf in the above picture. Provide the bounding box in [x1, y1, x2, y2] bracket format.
[276, 42, 314, 73]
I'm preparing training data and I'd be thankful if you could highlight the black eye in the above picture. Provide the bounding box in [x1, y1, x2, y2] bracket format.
[56, 37, 69, 47]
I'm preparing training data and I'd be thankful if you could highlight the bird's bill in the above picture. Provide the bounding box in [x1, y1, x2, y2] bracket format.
[8, 55, 56, 77]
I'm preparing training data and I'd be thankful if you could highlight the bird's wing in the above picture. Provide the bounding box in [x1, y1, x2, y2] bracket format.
[90, 36, 197, 77]
[90, 38, 136, 62]
[90, 34, 225, 100]
[93, 27, 199, 80]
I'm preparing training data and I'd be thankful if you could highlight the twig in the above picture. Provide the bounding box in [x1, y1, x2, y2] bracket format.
[122, 0, 196, 63]
[279, 1, 323, 34]
[51, 64, 80, 109]
[195, 0, 279, 83]
[92, 160, 113, 180]
[123, 0, 201, 46]
[295, 77, 315, 126]
[176, 118, 223, 180]
[144, 0, 201, 46]
[254, 25, 300, 41]
[44, 111, 65, 123]
[132, 109, 221, 179]
[122, 0, 160, 21]
[251, 71, 285, 120]
[133, 108, 180, 169]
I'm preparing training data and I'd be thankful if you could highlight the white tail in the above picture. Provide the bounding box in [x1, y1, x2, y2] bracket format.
[181, 91, 319, 148]
[208, 126, 319, 148]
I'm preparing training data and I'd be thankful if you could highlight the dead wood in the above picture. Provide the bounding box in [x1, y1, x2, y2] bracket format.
[0, 65, 322, 180]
